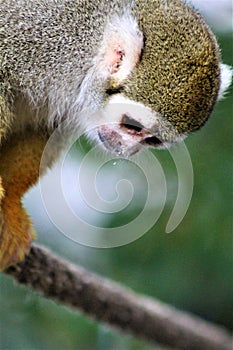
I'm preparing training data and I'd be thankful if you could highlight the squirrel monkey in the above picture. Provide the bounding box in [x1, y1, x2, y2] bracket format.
[0, 0, 232, 270]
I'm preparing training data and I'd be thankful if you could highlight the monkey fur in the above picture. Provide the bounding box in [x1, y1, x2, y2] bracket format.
[0, 0, 232, 270]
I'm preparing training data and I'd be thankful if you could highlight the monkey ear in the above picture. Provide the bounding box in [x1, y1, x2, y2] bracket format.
[96, 16, 144, 83]
[106, 46, 126, 75]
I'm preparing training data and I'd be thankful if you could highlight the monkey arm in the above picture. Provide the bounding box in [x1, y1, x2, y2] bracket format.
[0, 130, 48, 270]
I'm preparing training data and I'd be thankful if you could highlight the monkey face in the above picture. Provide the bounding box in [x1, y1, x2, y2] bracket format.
[94, 64, 231, 156]
[84, 1, 232, 156]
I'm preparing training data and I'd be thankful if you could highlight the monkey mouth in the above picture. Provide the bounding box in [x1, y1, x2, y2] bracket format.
[97, 117, 164, 157]
[97, 126, 141, 156]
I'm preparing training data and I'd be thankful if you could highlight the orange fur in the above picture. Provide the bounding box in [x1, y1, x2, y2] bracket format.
[0, 176, 4, 202]
[0, 131, 47, 270]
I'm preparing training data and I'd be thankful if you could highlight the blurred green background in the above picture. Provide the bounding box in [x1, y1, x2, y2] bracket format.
[0, 24, 232, 350]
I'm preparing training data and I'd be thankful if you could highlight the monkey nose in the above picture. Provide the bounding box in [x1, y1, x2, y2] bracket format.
[120, 114, 144, 135]
[120, 114, 163, 147]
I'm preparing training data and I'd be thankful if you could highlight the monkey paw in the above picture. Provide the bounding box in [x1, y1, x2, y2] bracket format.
[0, 204, 36, 271]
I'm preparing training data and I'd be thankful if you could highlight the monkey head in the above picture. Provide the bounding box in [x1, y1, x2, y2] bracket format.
[84, 1, 232, 157]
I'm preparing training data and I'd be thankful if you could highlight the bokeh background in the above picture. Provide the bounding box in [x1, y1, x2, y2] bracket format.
[0, 1, 232, 349]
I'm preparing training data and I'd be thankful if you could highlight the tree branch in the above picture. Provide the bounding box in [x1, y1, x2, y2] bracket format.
[4, 244, 232, 350]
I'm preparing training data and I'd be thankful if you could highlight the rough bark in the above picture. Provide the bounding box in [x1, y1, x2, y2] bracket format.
[5, 244, 233, 350]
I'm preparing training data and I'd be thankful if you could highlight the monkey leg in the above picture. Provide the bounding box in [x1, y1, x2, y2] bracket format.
[0, 131, 48, 270]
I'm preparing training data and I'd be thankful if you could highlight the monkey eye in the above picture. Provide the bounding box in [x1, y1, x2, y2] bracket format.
[120, 114, 144, 133]
[106, 86, 124, 95]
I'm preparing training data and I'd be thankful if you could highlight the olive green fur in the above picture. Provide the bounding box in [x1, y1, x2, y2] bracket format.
[122, 0, 220, 135]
